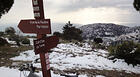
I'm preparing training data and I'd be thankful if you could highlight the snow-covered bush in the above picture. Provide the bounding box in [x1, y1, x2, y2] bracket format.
[108, 41, 140, 65]
[21, 37, 30, 45]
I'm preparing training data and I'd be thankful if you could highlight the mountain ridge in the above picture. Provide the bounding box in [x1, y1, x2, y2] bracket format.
[79, 23, 140, 39]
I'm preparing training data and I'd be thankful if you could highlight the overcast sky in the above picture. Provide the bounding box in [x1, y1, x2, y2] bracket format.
[0, 0, 140, 28]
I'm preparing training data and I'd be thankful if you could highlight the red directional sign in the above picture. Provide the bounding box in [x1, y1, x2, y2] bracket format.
[45, 36, 59, 50]
[34, 36, 59, 54]
[18, 19, 51, 34]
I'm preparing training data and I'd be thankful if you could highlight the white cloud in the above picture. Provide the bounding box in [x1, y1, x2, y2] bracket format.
[45, 0, 132, 12]
[0, 0, 140, 27]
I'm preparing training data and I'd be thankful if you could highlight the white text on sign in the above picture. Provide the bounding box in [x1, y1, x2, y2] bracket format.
[36, 25, 49, 29]
[34, 13, 40, 18]
[33, 6, 40, 11]
[36, 44, 45, 49]
[30, 20, 49, 24]
[35, 39, 45, 45]
[33, 0, 38, 5]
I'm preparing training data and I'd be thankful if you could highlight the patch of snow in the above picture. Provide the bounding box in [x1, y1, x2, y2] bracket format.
[29, 38, 36, 45]
[0, 67, 23, 77]
[0, 67, 88, 77]
[96, 75, 105, 77]
[10, 43, 140, 74]
[11, 50, 39, 61]
[50, 43, 140, 73]
[5, 38, 16, 44]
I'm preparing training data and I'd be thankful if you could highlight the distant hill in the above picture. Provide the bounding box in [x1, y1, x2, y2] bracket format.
[79, 23, 140, 39]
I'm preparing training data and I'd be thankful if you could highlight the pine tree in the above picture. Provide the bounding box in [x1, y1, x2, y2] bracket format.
[0, 0, 14, 18]
[62, 21, 83, 41]
[133, 0, 140, 12]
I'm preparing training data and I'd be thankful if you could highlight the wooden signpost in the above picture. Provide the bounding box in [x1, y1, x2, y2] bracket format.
[18, 0, 58, 77]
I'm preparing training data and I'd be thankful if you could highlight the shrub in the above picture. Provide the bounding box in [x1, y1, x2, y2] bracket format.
[0, 37, 9, 46]
[133, 45, 140, 64]
[94, 38, 103, 44]
[5, 27, 16, 35]
[0, 32, 4, 36]
[53, 32, 62, 37]
[108, 41, 140, 65]
[21, 38, 30, 45]
[8, 34, 22, 46]
[62, 21, 83, 41]
[91, 42, 106, 50]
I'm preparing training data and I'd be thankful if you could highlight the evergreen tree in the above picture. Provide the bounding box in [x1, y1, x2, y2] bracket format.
[62, 21, 83, 41]
[133, 0, 140, 12]
[0, 0, 14, 18]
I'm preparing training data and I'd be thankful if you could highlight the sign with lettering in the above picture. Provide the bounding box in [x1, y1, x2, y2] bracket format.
[18, 19, 51, 34]
[32, 0, 44, 19]
[45, 53, 50, 70]
[33, 36, 59, 54]
[34, 38, 46, 54]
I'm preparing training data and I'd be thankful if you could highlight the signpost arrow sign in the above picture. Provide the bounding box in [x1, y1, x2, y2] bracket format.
[18, 19, 51, 34]
[45, 36, 59, 50]
[34, 36, 59, 54]
[34, 37, 46, 54]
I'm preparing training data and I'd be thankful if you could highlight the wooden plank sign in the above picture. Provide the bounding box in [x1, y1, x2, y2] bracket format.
[18, 19, 51, 34]
[32, 0, 45, 19]
[34, 37, 46, 54]
[34, 36, 59, 54]
[45, 36, 59, 50]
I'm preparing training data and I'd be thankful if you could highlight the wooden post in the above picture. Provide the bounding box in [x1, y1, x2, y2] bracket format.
[37, 34, 51, 77]
[18, 0, 52, 77]
[33, 0, 51, 77]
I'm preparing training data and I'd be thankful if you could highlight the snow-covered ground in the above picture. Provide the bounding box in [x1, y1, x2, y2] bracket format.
[1, 43, 140, 77]
[0, 67, 88, 77]
[0, 66, 105, 77]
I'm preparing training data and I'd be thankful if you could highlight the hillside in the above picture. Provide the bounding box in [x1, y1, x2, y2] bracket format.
[79, 23, 140, 39]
